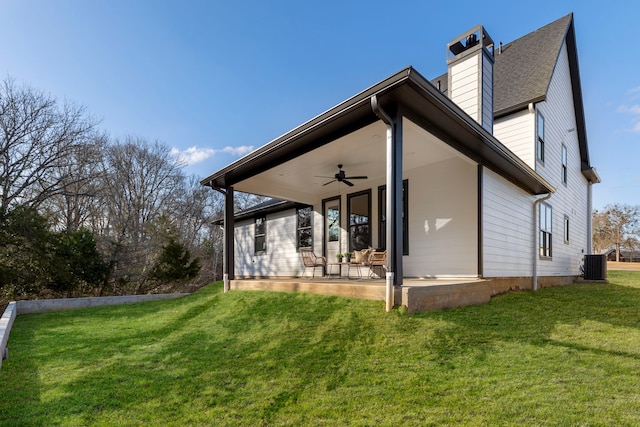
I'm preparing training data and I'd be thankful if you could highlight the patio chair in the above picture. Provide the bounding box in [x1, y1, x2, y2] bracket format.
[368, 250, 387, 278]
[300, 249, 326, 278]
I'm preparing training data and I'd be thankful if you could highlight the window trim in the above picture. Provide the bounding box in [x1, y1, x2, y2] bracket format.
[561, 144, 568, 185]
[378, 179, 409, 255]
[347, 189, 371, 252]
[539, 203, 552, 259]
[254, 215, 267, 255]
[564, 215, 570, 244]
[537, 112, 545, 164]
[322, 196, 341, 261]
[296, 206, 313, 250]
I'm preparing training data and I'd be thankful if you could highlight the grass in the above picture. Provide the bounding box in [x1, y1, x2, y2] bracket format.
[1, 271, 639, 426]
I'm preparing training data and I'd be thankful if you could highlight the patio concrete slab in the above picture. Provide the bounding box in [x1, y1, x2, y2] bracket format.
[231, 277, 493, 313]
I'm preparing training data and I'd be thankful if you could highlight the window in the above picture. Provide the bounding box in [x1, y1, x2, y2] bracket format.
[347, 190, 371, 251]
[539, 203, 552, 258]
[255, 216, 266, 254]
[561, 145, 568, 184]
[564, 215, 570, 244]
[537, 112, 545, 163]
[378, 180, 409, 255]
[297, 206, 313, 249]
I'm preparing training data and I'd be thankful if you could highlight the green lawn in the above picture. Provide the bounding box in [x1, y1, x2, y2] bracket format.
[1, 271, 640, 426]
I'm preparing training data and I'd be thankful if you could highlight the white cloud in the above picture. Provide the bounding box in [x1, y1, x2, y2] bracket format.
[170, 145, 254, 165]
[617, 103, 640, 133]
[629, 86, 640, 99]
[219, 145, 254, 156]
[617, 104, 640, 115]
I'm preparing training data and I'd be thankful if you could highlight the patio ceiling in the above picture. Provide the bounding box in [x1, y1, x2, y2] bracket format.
[231, 119, 465, 204]
[201, 67, 555, 198]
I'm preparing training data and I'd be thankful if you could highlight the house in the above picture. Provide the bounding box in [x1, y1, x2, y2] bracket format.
[201, 14, 600, 311]
[605, 249, 640, 263]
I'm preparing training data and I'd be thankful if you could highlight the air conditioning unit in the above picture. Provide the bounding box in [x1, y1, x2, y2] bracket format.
[583, 254, 607, 281]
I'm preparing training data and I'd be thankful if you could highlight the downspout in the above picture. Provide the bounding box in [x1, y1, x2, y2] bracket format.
[532, 192, 553, 291]
[371, 95, 395, 312]
[587, 181, 593, 254]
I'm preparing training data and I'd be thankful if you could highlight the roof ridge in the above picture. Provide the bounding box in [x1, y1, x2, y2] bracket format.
[501, 13, 572, 50]
[493, 13, 573, 116]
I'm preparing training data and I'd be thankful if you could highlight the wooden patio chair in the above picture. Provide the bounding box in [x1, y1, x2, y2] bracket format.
[368, 250, 387, 278]
[300, 249, 326, 278]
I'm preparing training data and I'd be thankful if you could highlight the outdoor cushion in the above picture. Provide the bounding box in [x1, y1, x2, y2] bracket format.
[354, 249, 371, 263]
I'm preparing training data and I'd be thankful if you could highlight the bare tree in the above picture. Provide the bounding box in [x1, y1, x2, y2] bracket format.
[42, 133, 108, 232]
[171, 176, 218, 250]
[98, 137, 184, 292]
[0, 77, 97, 214]
[234, 191, 270, 211]
[593, 204, 640, 261]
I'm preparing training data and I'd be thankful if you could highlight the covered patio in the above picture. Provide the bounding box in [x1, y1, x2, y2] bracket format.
[201, 67, 553, 312]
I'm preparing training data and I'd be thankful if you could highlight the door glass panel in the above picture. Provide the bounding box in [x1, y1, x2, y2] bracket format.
[327, 206, 339, 242]
[348, 191, 370, 251]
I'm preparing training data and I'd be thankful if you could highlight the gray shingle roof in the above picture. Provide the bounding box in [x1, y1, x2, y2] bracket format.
[213, 198, 311, 225]
[430, 14, 573, 116]
[428, 13, 594, 177]
[493, 14, 572, 116]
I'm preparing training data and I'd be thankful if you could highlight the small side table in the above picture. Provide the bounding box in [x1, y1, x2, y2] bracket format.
[328, 262, 364, 279]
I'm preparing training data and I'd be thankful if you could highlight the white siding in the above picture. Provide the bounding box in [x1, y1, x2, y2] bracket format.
[230, 41, 590, 281]
[234, 208, 323, 277]
[534, 41, 589, 276]
[486, 41, 590, 278]
[482, 53, 494, 132]
[482, 168, 534, 277]
[451, 56, 479, 122]
[494, 109, 536, 168]
[403, 158, 478, 278]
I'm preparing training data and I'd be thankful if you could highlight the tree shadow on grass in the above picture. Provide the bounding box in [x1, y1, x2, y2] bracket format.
[4, 279, 640, 425]
[0, 283, 229, 424]
[420, 281, 640, 365]
[1, 285, 377, 425]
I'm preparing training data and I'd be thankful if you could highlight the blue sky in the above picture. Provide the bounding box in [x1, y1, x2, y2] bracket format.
[0, 0, 637, 211]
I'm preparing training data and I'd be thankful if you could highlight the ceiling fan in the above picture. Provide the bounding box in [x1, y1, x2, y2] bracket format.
[319, 164, 368, 187]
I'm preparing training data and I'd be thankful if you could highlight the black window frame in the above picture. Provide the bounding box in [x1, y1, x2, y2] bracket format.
[296, 206, 313, 250]
[254, 215, 267, 255]
[537, 112, 545, 164]
[378, 179, 409, 255]
[539, 203, 552, 258]
[347, 189, 371, 252]
[561, 144, 568, 184]
[564, 215, 570, 244]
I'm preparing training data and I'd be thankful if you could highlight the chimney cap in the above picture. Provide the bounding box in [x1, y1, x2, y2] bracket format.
[447, 25, 494, 64]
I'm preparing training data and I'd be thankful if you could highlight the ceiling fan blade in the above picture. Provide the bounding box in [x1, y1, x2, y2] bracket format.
[344, 176, 368, 180]
[343, 180, 355, 187]
[322, 180, 337, 186]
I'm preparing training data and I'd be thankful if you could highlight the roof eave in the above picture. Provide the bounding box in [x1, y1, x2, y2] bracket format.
[564, 17, 592, 171]
[212, 200, 310, 225]
[582, 167, 601, 184]
[199, 67, 414, 189]
[202, 67, 554, 196]
[404, 73, 555, 195]
[494, 96, 546, 119]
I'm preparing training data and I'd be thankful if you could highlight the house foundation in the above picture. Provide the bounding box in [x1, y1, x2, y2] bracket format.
[230, 276, 581, 314]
